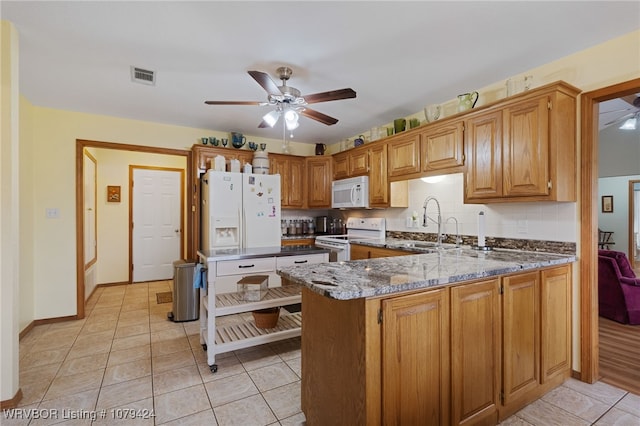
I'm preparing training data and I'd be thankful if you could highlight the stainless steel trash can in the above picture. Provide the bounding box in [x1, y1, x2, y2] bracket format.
[168, 259, 200, 322]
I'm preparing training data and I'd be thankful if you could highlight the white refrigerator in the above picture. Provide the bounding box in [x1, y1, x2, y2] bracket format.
[202, 170, 281, 250]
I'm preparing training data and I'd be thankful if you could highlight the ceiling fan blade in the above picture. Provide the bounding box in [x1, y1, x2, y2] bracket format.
[303, 88, 356, 104]
[248, 70, 282, 96]
[300, 108, 339, 125]
[603, 112, 635, 127]
[205, 100, 265, 105]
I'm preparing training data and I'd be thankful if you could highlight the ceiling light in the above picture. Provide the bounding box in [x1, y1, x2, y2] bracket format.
[284, 109, 299, 130]
[262, 110, 280, 128]
[619, 114, 638, 130]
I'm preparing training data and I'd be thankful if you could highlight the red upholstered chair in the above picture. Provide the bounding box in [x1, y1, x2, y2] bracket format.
[598, 249, 640, 324]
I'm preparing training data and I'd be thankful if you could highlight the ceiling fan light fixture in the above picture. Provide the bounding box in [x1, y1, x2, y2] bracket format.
[284, 109, 299, 130]
[262, 110, 280, 128]
[619, 114, 638, 130]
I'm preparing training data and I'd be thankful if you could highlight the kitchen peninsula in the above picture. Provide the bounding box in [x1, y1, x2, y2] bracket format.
[278, 248, 575, 425]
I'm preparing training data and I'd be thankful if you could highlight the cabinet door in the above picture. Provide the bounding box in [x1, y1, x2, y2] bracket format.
[502, 96, 550, 197]
[388, 133, 421, 177]
[451, 279, 500, 426]
[502, 272, 540, 406]
[382, 288, 450, 426]
[333, 152, 349, 179]
[269, 154, 290, 206]
[540, 265, 571, 383]
[306, 157, 332, 208]
[421, 120, 464, 172]
[465, 110, 503, 200]
[288, 157, 305, 208]
[349, 244, 371, 260]
[369, 144, 389, 207]
[349, 147, 369, 176]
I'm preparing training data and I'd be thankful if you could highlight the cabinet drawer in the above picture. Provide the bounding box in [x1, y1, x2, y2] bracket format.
[216, 257, 276, 276]
[276, 253, 328, 268]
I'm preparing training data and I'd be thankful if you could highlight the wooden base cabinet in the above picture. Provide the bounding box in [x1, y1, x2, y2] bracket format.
[382, 289, 450, 426]
[350, 244, 416, 260]
[498, 265, 572, 421]
[451, 279, 501, 426]
[301, 265, 572, 426]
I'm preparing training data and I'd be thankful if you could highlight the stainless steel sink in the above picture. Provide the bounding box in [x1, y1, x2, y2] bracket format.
[390, 241, 460, 251]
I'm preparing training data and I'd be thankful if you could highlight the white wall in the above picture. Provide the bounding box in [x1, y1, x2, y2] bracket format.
[92, 149, 187, 285]
[598, 175, 640, 259]
[599, 124, 640, 178]
[342, 173, 577, 243]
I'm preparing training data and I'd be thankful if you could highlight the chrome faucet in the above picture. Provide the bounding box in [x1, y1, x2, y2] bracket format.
[445, 216, 462, 247]
[422, 196, 443, 246]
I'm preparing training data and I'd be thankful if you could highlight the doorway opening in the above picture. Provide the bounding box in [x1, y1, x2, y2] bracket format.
[75, 139, 192, 319]
[579, 78, 640, 384]
[629, 180, 640, 270]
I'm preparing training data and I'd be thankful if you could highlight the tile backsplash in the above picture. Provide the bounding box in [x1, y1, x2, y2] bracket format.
[336, 173, 577, 243]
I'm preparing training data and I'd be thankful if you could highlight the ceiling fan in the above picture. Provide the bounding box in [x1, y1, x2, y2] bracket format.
[204, 67, 356, 129]
[601, 94, 640, 128]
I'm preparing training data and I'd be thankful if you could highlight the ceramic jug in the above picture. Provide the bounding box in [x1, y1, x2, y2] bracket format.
[315, 143, 327, 155]
[457, 91, 479, 112]
[230, 132, 246, 148]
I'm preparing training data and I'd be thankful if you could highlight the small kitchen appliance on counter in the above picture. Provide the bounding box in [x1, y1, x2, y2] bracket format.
[315, 217, 385, 262]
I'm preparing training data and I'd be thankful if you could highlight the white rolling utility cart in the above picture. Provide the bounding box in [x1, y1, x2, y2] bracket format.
[197, 249, 328, 373]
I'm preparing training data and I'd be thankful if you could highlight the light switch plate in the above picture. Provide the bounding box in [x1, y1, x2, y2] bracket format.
[46, 208, 59, 219]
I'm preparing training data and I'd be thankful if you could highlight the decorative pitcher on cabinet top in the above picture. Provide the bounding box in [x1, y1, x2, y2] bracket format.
[457, 91, 479, 112]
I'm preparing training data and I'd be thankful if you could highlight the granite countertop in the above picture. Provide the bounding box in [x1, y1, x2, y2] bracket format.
[277, 245, 576, 300]
[197, 245, 329, 262]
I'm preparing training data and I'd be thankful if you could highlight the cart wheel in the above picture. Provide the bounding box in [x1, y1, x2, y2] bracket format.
[202, 344, 207, 351]
[209, 364, 218, 373]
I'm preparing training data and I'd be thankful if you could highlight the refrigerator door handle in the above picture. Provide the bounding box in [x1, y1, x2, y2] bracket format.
[240, 207, 246, 249]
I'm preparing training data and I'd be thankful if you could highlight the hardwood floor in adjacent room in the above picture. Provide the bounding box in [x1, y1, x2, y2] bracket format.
[599, 316, 640, 395]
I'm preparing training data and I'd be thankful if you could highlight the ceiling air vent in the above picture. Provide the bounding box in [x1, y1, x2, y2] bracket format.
[130, 66, 156, 86]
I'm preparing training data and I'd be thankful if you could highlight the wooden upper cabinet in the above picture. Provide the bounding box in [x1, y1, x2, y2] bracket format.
[349, 147, 369, 176]
[269, 153, 304, 209]
[333, 152, 349, 180]
[332, 146, 368, 179]
[306, 156, 332, 208]
[421, 120, 464, 173]
[502, 96, 550, 197]
[465, 110, 503, 200]
[387, 133, 421, 178]
[465, 82, 579, 203]
[368, 143, 389, 207]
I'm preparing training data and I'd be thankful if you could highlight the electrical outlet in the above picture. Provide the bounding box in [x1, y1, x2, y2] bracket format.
[517, 219, 528, 234]
[46, 208, 59, 219]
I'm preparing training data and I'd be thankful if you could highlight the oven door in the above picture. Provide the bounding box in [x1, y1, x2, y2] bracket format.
[315, 239, 348, 262]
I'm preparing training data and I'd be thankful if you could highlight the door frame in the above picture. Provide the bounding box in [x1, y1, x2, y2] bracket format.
[75, 139, 192, 319]
[629, 180, 640, 270]
[129, 165, 185, 283]
[579, 78, 640, 383]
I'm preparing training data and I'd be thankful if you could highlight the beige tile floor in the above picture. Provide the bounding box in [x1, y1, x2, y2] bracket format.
[5, 281, 640, 425]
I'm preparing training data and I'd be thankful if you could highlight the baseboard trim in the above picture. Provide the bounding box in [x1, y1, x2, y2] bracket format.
[0, 388, 23, 410]
[20, 315, 80, 340]
[97, 281, 130, 288]
[571, 370, 581, 381]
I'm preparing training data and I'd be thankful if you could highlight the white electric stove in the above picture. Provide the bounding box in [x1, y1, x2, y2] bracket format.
[315, 217, 386, 262]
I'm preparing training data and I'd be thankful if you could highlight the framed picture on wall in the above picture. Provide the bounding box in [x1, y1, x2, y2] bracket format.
[107, 185, 121, 203]
[602, 195, 613, 213]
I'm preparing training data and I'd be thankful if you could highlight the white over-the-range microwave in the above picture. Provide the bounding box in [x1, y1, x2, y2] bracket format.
[331, 176, 369, 209]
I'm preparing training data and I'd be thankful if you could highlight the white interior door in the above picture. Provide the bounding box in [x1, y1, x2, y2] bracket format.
[83, 150, 97, 267]
[132, 168, 182, 282]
